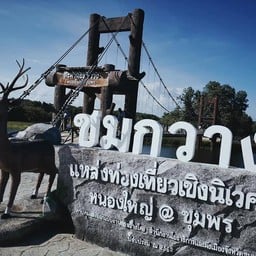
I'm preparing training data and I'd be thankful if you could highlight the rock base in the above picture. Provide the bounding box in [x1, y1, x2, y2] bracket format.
[56, 145, 256, 256]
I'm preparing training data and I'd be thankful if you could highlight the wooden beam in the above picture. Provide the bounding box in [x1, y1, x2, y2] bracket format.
[57, 77, 109, 88]
[98, 16, 130, 33]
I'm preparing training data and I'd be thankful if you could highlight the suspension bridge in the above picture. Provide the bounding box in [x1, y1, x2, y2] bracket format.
[14, 9, 180, 129]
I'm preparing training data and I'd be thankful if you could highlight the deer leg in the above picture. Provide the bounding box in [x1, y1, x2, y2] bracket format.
[31, 173, 44, 199]
[0, 170, 10, 203]
[41, 173, 56, 204]
[1, 172, 21, 219]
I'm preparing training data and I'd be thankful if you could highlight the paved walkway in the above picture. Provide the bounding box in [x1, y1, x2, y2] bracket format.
[0, 172, 127, 256]
[1, 233, 128, 256]
[2, 172, 57, 202]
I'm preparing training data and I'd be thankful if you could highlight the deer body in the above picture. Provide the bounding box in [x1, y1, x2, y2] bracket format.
[0, 59, 58, 218]
[0, 139, 56, 174]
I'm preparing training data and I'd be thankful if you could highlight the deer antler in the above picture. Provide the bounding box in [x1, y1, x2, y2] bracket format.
[2, 59, 31, 99]
[0, 82, 5, 93]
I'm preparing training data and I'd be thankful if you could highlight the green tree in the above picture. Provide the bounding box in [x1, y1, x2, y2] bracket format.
[175, 82, 252, 137]
[9, 99, 57, 123]
[176, 86, 201, 126]
[135, 112, 160, 122]
[160, 108, 183, 127]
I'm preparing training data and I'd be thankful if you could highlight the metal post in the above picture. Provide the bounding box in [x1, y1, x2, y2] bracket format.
[212, 96, 218, 125]
[198, 95, 204, 128]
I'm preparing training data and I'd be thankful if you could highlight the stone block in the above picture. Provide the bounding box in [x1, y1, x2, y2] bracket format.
[15, 123, 61, 145]
[56, 145, 256, 256]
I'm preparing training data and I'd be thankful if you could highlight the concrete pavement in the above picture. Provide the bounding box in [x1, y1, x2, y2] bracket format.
[0, 172, 128, 256]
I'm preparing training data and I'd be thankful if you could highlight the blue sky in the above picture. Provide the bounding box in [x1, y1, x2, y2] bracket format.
[0, 0, 256, 119]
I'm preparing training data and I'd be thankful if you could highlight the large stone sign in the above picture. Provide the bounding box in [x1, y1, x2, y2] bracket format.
[57, 145, 256, 256]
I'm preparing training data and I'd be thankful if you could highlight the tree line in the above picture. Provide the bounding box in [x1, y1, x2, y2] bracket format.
[8, 99, 159, 124]
[8, 99, 82, 123]
[8, 81, 255, 138]
[161, 81, 254, 138]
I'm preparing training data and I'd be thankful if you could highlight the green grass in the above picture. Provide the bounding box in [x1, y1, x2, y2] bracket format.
[7, 121, 33, 132]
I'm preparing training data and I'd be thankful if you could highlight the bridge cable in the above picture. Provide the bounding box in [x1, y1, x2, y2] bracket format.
[51, 33, 116, 126]
[16, 17, 101, 102]
[128, 13, 180, 110]
[51, 16, 127, 126]
[101, 17, 171, 113]
[101, 18, 128, 64]
[141, 42, 180, 109]
[140, 83, 170, 112]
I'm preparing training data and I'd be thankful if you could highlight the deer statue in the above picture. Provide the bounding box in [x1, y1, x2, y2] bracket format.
[0, 59, 58, 219]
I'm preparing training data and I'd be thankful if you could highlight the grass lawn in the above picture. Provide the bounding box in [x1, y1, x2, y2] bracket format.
[7, 121, 33, 132]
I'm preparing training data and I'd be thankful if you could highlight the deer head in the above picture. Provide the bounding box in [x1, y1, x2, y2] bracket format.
[0, 59, 31, 116]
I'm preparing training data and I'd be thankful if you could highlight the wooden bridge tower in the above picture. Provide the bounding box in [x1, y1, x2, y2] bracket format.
[84, 9, 145, 119]
[49, 9, 145, 128]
